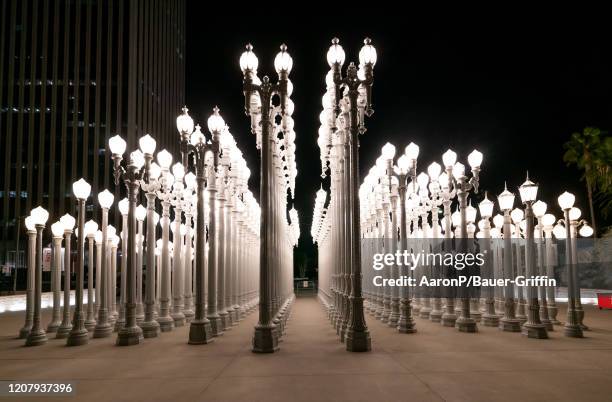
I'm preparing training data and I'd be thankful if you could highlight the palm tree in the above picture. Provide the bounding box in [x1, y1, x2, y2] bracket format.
[563, 127, 612, 235]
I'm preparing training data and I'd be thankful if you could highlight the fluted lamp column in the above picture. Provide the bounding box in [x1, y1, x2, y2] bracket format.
[47, 221, 65, 333]
[94, 189, 114, 338]
[67, 179, 91, 346]
[25, 206, 49, 346]
[84, 220, 99, 331]
[56, 213, 76, 338]
[18, 216, 36, 339]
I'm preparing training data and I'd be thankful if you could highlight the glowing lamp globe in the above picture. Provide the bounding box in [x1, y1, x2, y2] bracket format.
[542, 213, 556, 227]
[109, 134, 127, 155]
[184, 172, 196, 189]
[359, 38, 377, 66]
[51, 221, 64, 237]
[190, 124, 205, 146]
[417, 172, 429, 189]
[452, 162, 465, 179]
[157, 149, 173, 169]
[98, 189, 114, 209]
[172, 163, 185, 180]
[84, 220, 98, 236]
[239, 44, 258, 73]
[94, 230, 103, 244]
[24, 215, 35, 231]
[31, 206, 49, 225]
[467, 149, 483, 168]
[532, 200, 547, 218]
[405, 142, 419, 161]
[107, 225, 116, 238]
[130, 150, 145, 170]
[381, 142, 396, 160]
[274, 44, 293, 74]
[558, 191, 575, 210]
[579, 224, 593, 237]
[176, 106, 194, 134]
[139, 134, 156, 155]
[136, 205, 147, 221]
[326, 38, 345, 67]
[519, 174, 538, 203]
[451, 210, 461, 227]
[466, 204, 477, 223]
[553, 224, 566, 239]
[442, 149, 457, 168]
[149, 162, 161, 180]
[510, 208, 524, 224]
[569, 207, 581, 221]
[73, 178, 91, 200]
[493, 214, 504, 228]
[207, 107, 225, 133]
[60, 213, 76, 230]
[427, 162, 442, 181]
[497, 185, 515, 211]
[118, 198, 129, 215]
[479, 194, 494, 218]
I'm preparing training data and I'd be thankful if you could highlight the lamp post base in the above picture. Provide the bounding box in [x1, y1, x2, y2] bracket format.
[25, 329, 48, 346]
[346, 328, 372, 352]
[429, 309, 443, 323]
[219, 311, 231, 331]
[116, 325, 143, 346]
[157, 316, 175, 332]
[522, 323, 548, 339]
[499, 318, 522, 332]
[482, 314, 500, 327]
[183, 309, 195, 323]
[55, 324, 72, 339]
[93, 322, 113, 338]
[171, 312, 186, 327]
[140, 320, 160, 338]
[188, 319, 214, 344]
[46, 321, 61, 333]
[455, 317, 478, 333]
[18, 326, 32, 339]
[207, 315, 224, 337]
[84, 319, 96, 332]
[114, 318, 125, 332]
[252, 324, 278, 353]
[66, 328, 89, 346]
[564, 324, 583, 338]
[441, 312, 457, 327]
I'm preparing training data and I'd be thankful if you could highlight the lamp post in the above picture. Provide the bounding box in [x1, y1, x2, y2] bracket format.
[171, 163, 186, 327]
[67, 178, 91, 346]
[139, 134, 161, 338]
[25, 206, 49, 346]
[155, 149, 175, 332]
[568, 207, 588, 330]
[511, 207, 527, 323]
[327, 37, 376, 352]
[47, 220, 65, 333]
[56, 213, 75, 338]
[135, 204, 147, 323]
[479, 193, 499, 327]
[84, 219, 98, 331]
[541, 213, 560, 325]
[18, 216, 36, 339]
[182, 174, 196, 323]
[382, 143, 418, 333]
[558, 191, 583, 338]
[240, 43, 293, 353]
[94, 189, 114, 338]
[519, 174, 548, 339]
[448, 150, 482, 333]
[498, 184, 521, 332]
[110, 134, 144, 346]
[184, 111, 223, 344]
[533, 200, 553, 330]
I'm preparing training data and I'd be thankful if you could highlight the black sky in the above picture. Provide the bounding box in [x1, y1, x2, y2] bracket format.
[185, 14, 612, 275]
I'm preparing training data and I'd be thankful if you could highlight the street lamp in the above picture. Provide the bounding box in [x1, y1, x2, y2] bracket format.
[519, 174, 548, 339]
[382, 142, 418, 334]
[110, 135, 145, 346]
[139, 134, 161, 338]
[558, 191, 583, 338]
[84, 219, 98, 331]
[56, 213, 76, 339]
[498, 183, 521, 332]
[241, 42, 292, 353]
[533, 200, 553, 330]
[182, 109, 224, 345]
[66, 178, 91, 346]
[18, 215, 36, 339]
[327, 37, 376, 352]
[25, 206, 49, 346]
[94, 189, 114, 338]
[479, 193, 499, 327]
[47, 220, 65, 333]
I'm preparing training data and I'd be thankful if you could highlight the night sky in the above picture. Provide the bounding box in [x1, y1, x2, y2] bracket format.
[185, 14, 612, 277]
